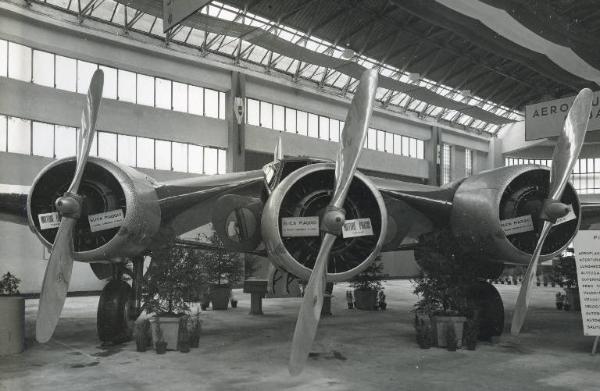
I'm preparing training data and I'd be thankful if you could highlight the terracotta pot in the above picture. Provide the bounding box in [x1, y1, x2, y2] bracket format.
[0, 296, 25, 356]
[353, 289, 377, 310]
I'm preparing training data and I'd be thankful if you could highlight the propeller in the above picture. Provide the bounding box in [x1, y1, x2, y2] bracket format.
[36, 69, 104, 343]
[510, 88, 593, 336]
[288, 68, 378, 375]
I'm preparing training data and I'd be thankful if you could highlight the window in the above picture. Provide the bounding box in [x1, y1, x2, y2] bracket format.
[55, 125, 76, 158]
[33, 50, 55, 87]
[32, 122, 54, 158]
[155, 140, 171, 170]
[273, 105, 285, 131]
[204, 147, 218, 175]
[297, 111, 308, 136]
[136, 137, 155, 168]
[204, 88, 219, 118]
[385, 132, 393, 153]
[409, 138, 417, 158]
[402, 136, 410, 156]
[218, 149, 226, 174]
[55, 55, 76, 92]
[98, 132, 117, 161]
[0, 40, 7, 77]
[155, 78, 172, 110]
[260, 101, 273, 128]
[219, 91, 226, 119]
[367, 128, 376, 149]
[77, 60, 97, 93]
[117, 134, 137, 166]
[0, 115, 6, 151]
[7, 116, 31, 154]
[172, 82, 188, 113]
[330, 119, 340, 142]
[118, 69, 136, 103]
[136, 74, 155, 107]
[319, 116, 329, 140]
[416, 139, 424, 159]
[307, 113, 318, 138]
[246, 98, 259, 126]
[188, 144, 204, 174]
[100, 66, 117, 99]
[172, 142, 188, 172]
[377, 130, 385, 152]
[393, 134, 401, 155]
[442, 144, 451, 185]
[465, 148, 473, 176]
[188, 85, 204, 116]
[8, 42, 31, 82]
[285, 107, 296, 133]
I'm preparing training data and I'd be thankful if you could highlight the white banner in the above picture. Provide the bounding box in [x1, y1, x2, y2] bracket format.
[88, 209, 125, 232]
[281, 216, 320, 237]
[573, 230, 600, 336]
[500, 215, 534, 236]
[342, 218, 374, 239]
[38, 212, 60, 230]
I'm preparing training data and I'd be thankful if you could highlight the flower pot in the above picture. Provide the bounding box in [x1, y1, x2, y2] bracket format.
[565, 288, 580, 311]
[155, 341, 167, 354]
[150, 316, 182, 351]
[0, 296, 25, 356]
[210, 285, 231, 310]
[431, 316, 466, 348]
[230, 299, 238, 308]
[179, 341, 190, 353]
[353, 289, 377, 310]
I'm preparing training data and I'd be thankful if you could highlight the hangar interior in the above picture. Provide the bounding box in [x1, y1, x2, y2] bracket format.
[0, 0, 600, 389]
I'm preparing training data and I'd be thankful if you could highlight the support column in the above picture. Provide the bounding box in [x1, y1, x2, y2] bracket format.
[488, 136, 504, 170]
[227, 71, 246, 173]
[426, 126, 441, 186]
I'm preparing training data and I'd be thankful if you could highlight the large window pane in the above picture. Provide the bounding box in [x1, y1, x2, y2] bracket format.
[188, 144, 204, 174]
[98, 132, 117, 161]
[273, 105, 285, 131]
[417, 139, 424, 159]
[260, 101, 273, 128]
[402, 136, 410, 156]
[204, 147, 218, 175]
[393, 134, 401, 155]
[173, 82, 188, 112]
[117, 134, 137, 166]
[385, 132, 393, 153]
[0, 115, 6, 151]
[219, 91, 226, 119]
[188, 85, 204, 115]
[409, 138, 417, 157]
[32, 122, 54, 158]
[205, 88, 219, 118]
[297, 111, 307, 136]
[55, 55, 76, 92]
[172, 142, 188, 172]
[100, 65, 117, 99]
[33, 50, 54, 87]
[330, 119, 340, 142]
[367, 128, 376, 149]
[377, 130, 385, 151]
[7, 117, 31, 154]
[155, 78, 171, 109]
[155, 140, 171, 170]
[77, 60, 97, 93]
[218, 149, 226, 174]
[246, 98, 259, 126]
[0, 40, 7, 77]
[136, 74, 154, 106]
[55, 125, 76, 158]
[137, 137, 155, 168]
[8, 42, 31, 82]
[319, 116, 329, 140]
[118, 69, 136, 103]
[285, 107, 296, 133]
[307, 113, 318, 138]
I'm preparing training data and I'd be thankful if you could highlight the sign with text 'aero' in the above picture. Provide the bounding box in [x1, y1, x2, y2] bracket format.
[573, 231, 600, 336]
[281, 216, 320, 237]
[88, 210, 125, 233]
[342, 218, 374, 239]
[525, 91, 600, 141]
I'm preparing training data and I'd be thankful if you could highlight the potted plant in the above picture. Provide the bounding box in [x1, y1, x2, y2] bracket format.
[414, 315, 433, 349]
[144, 244, 205, 351]
[446, 324, 458, 352]
[134, 319, 151, 352]
[178, 317, 191, 353]
[555, 292, 564, 310]
[552, 254, 580, 311]
[198, 232, 244, 310]
[188, 311, 202, 348]
[350, 257, 385, 310]
[154, 320, 167, 354]
[0, 272, 24, 355]
[463, 318, 479, 350]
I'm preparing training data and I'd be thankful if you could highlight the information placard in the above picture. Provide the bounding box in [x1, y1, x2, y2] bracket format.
[573, 230, 600, 336]
[281, 216, 320, 237]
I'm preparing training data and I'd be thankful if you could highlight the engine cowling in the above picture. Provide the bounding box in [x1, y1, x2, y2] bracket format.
[27, 157, 161, 262]
[261, 163, 388, 282]
[451, 165, 580, 264]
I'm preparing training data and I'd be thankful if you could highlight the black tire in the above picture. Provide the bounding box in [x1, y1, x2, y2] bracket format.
[467, 281, 504, 340]
[97, 280, 133, 344]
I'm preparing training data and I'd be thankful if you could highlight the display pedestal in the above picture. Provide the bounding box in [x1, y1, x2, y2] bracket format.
[0, 297, 25, 356]
[244, 279, 268, 315]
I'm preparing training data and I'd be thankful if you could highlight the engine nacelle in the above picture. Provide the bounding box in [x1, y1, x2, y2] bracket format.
[262, 163, 388, 282]
[451, 165, 580, 264]
[27, 157, 161, 262]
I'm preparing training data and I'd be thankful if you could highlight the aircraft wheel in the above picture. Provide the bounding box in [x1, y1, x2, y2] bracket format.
[97, 280, 133, 344]
[468, 281, 504, 340]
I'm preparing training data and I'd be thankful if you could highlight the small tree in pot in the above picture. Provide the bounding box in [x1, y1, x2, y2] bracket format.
[0, 272, 25, 355]
[350, 257, 385, 310]
[552, 254, 579, 311]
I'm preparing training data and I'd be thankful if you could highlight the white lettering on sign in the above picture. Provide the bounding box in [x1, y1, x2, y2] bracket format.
[88, 209, 125, 232]
[38, 212, 60, 230]
[573, 230, 600, 336]
[342, 218, 374, 238]
[555, 204, 576, 226]
[281, 216, 319, 237]
[500, 215, 534, 236]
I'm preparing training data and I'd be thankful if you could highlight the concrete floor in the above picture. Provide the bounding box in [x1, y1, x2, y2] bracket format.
[1, 281, 599, 391]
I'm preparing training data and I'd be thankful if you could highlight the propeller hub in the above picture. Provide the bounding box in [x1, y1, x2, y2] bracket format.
[540, 199, 569, 223]
[321, 206, 346, 235]
[55, 192, 82, 219]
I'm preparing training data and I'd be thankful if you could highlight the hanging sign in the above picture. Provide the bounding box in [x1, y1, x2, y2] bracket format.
[500, 215, 534, 236]
[342, 218, 374, 238]
[281, 216, 320, 237]
[573, 230, 600, 336]
[38, 212, 61, 230]
[88, 209, 125, 232]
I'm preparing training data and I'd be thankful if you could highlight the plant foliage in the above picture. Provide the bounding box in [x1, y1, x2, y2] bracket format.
[349, 256, 385, 291]
[552, 254, 578, 288]
[198, 232, 244, 287]
[0, 272, 21, 296]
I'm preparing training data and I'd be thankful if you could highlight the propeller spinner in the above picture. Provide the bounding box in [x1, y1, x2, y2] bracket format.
[36, 69, 104, 343]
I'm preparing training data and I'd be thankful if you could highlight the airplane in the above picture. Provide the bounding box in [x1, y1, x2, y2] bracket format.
[0, 67, 595, 375]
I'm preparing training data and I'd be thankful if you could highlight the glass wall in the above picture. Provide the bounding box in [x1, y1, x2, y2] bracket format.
[245, 97, 425, 159]
[441, 143, 451, 185]
[0, 114, 226, 175]
[465, 148, 473, 176]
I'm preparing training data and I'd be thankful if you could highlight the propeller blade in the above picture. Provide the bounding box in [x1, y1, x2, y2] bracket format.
[35, 70, 104, 343]
[511, 88, 593, 336]
[288, 69, 379, 375]
[36, 217, 77, 343]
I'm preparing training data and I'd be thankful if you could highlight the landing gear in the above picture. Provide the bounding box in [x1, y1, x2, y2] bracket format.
[467, 281, 504, 340]
[96, 256, 145, 344]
